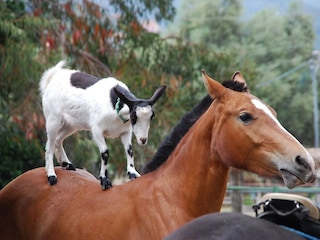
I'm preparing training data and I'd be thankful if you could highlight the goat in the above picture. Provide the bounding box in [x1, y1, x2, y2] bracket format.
[39, 61, 166, 190]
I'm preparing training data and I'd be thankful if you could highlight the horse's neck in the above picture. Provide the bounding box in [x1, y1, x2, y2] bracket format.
[154, 112, 229, 218]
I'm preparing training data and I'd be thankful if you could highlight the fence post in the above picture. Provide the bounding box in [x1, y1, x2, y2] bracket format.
[230, 169, 242, 212]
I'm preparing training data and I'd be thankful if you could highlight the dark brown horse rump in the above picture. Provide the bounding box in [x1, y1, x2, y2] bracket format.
[164, 212, 305, 240]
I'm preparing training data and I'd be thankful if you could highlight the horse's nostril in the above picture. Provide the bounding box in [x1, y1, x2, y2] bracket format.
[295, 155, 311, 170]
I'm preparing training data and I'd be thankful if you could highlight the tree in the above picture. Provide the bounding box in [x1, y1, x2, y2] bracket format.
[0, 0, 51, 187]
[0, 0, 177, 186]
[243, 2, 315, 145]
[166, 0, 316, 146]
[169, 0, 242, 48]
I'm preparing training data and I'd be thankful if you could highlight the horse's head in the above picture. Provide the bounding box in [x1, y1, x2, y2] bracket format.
[114, 85, 166, 145]
[202, 70, 317, 189]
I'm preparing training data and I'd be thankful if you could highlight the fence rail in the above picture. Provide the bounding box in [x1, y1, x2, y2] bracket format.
[226, 185, 320, 194]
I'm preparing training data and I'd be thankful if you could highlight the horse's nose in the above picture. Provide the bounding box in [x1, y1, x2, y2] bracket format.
[140, 138, 147, 145]
[295, 155, 312, 171]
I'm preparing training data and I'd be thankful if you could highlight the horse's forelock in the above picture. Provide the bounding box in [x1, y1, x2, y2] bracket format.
[222, 80, 247, 92]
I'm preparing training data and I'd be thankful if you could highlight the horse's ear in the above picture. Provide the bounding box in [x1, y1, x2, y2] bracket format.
[148, 85, 166, 106]
[231, 71, 250, 93]
[113, 85, 136, 109]
[201, 70, 225, 99]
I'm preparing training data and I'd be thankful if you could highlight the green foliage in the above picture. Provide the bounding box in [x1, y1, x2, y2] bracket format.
[0, 0, 54, 105]
[0, 0, 178, 185]
[167, 0, 316, 146]
[170, 0, 242, 47]
[243, 3, 315, 145]
[0, 122, 43, 188]
[110, 0, 175, 24]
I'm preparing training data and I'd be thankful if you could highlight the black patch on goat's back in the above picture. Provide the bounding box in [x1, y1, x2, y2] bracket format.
[222, 80, 247, 92]
[70, 72, 102, 89]
[142, 95, 213, 174]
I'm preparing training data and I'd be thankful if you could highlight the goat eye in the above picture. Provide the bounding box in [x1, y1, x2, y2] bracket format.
[151, 112, 155, 120]
[239, 112, 253, 123]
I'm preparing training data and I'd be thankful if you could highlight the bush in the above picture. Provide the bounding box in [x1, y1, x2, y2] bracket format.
[0, 124, 43, 188]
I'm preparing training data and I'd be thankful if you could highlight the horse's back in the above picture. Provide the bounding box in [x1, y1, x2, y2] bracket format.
[0, 167, 158, 240]
[164, 212, 305, 240]
[0, 168, 100, 240]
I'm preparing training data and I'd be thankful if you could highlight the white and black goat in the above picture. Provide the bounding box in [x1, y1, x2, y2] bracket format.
[40, 61, 166, 190]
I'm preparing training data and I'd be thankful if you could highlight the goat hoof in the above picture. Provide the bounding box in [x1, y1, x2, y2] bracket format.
[66, 163, 76, 171]
[48, 176, 57, 185]
[128, 173, 137, 180]
[100, 177, 112, 191]
[62, 162, 76, 171]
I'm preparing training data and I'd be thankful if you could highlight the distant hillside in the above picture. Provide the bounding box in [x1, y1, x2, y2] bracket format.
[243, 0, 320, 49]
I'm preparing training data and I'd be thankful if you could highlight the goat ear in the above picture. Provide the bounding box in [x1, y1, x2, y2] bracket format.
[113, 85, 136, 109]
[148, 85, 166, 106]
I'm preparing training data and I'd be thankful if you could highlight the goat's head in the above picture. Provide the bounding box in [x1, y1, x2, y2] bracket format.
[114, 85, 166, 146]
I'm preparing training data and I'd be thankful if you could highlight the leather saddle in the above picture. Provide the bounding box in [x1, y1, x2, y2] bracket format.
[253, 193, 320, 239]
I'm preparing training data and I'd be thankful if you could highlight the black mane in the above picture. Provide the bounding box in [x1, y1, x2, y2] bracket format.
[142, 79, 246, 174]
[222, 80, 247, 92]
[142, 94, 213, 174]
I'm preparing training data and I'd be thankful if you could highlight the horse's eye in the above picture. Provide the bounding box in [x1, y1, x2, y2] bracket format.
[239, 112, 253, 123]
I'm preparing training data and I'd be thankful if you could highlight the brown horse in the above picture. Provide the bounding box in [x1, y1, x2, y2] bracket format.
[0, 71, 316, 240]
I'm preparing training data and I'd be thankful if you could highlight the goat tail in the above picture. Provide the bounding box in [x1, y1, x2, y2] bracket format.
[39, 60, 67, 96]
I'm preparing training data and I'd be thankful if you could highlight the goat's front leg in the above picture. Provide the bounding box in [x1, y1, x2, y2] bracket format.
[120, 132, 141, 180]
[92, 129, 112, 190]
[99, 149, 113, 190]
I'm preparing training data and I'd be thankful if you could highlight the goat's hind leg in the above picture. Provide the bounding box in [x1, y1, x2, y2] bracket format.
[45, 118, 60, 185]
[55, 125, 76, 171]
[45, 137, 58, 185]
